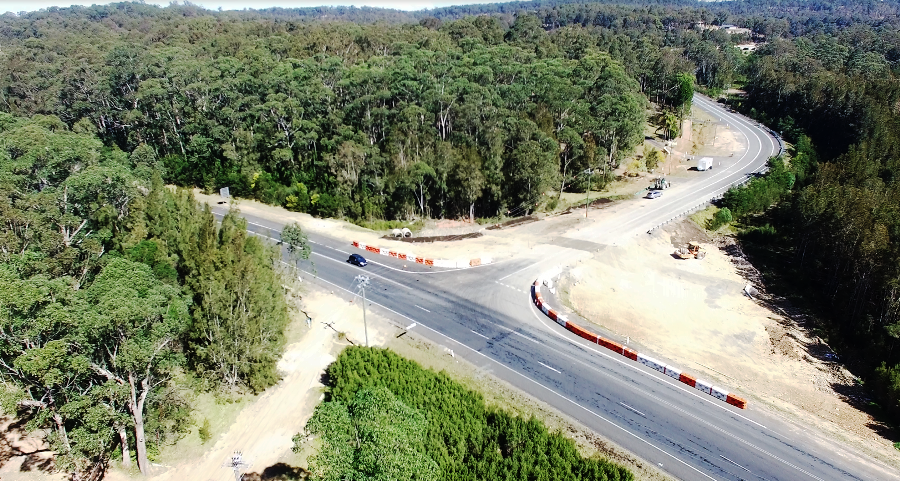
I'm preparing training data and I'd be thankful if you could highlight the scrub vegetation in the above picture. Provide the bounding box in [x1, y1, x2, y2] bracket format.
[3, 0, 900, 478]
[296, 346, 633, 481]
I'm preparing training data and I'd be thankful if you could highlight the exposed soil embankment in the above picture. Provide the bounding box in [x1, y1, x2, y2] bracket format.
[557, 220, 900, 472]
[382, 232, 483, 243]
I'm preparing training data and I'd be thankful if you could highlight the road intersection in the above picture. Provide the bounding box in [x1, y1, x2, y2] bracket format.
[211, 95, 893, 481]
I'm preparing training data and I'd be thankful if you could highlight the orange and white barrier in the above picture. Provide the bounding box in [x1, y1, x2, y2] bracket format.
[531, 279, 747, 409]
[351, 241, 492, 269]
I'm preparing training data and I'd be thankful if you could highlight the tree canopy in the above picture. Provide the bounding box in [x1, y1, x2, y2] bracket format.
[297, 347, 632, 481]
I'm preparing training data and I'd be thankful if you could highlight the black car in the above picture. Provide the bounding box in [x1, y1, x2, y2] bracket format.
[348, 253, 367, 267]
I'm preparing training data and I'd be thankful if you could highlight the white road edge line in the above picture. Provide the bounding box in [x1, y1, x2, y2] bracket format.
[310, 252, 412, 290]
[470, 330, 489, 340]
[524, 293, 829, 481]
[293, 268, 716, 481]
[415, 305, 431, 313]
[619, 402, 646, 417]
[524, 290, 768, 429]
[538, 361, 562, 374]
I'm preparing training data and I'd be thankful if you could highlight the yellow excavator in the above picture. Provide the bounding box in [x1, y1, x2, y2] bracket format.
[675, 241, 706, 260]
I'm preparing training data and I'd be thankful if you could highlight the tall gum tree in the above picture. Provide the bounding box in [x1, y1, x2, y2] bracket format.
[81, 258, 189, 475]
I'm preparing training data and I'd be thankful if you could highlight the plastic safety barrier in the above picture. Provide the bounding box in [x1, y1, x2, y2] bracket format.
[664, 365, 681, 380]
[695, 379, 713, 395]
[726, 394, 747, 409]
[530, 278, 747, 409]
[351, 241, 491, 269]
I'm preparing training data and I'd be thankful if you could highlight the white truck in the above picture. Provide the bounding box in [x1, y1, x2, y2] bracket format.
[697, 157, 713, 171]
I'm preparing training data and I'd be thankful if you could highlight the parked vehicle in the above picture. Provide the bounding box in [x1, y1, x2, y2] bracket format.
[647, 190, 663, 199]
[348, 253, 367, 267]
[697, 157, 713, 171]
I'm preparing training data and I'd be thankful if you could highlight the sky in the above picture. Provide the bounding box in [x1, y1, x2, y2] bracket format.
[0, 0, 503, 14]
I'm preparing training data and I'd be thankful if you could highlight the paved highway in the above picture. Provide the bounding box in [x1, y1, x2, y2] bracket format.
[211, 96, 894, 481]
[572, 94, 780, 244]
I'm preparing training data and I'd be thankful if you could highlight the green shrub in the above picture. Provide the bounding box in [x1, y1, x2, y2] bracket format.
[311, 347, 634, 481]
[198, 418, 211, 443]
[707, 207, 733, 230]
[740, 223, 778, 244]
[546, 197, 559, 211]
[314, 192, 341, 218]
[872, 362, 900, 421]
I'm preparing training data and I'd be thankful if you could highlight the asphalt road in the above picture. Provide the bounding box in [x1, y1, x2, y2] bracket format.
[210, 96, 894, 481]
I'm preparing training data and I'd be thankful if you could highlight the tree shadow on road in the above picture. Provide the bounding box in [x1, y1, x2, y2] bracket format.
[243, 462, 308, 480]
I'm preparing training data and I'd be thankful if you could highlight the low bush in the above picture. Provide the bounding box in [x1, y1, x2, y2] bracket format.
[300, 347, 633, 481]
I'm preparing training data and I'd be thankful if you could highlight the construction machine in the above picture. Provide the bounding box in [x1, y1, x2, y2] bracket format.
[652, 177, 670, 190]
[675, 241, 706, 260]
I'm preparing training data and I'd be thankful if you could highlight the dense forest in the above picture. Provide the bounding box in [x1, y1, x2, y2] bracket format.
[0, 114, 298, 477]
[297, 346, 632, 481]
[3, 0, 900, 478]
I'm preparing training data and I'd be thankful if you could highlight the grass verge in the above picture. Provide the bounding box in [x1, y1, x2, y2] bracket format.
[690, 205, 738, 235]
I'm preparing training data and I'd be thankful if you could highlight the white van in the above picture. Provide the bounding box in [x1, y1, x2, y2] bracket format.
[697, 157, 713, 171]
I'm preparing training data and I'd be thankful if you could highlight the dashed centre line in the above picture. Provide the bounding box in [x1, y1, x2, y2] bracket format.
[494, 280, 525, 293]
[619, 402, 646, 417]
[415, 305, 431, 313]
[538, 361, 562, 374]
[720, 455, 752, 473]
[470, 330, 489, 340]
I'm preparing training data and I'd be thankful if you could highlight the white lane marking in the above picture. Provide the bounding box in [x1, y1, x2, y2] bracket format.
[494, 324, 541, 344]
[524, 296, 834, 480]
[293, 269, 717, 481]
[311, 252, 412, 290]
[497, 251, 565, 281]
[538, 361, 561, 374]
[525, 288, 769, 430]
[620, 402, 646, 417]
[720, 455, 752, 473]
[415, 305, 431, 313]
[470, 330, 489, 340]
[211, 211, 508, 275]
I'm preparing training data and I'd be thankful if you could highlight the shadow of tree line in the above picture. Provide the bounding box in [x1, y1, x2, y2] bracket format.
[0, 415, 55, 474]
[242, 462, 308, 480]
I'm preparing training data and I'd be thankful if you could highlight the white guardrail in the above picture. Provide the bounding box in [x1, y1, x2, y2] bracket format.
[646, 121, 784, 235]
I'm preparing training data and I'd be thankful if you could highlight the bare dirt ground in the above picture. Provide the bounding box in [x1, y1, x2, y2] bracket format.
[100, 286, 390, 481]
[557, 222, 900, 473]
[688, 106, 744, 159]
[192, 189, 521, 263]
[0, 417, 64, 481]
[95, 281, 673, 481]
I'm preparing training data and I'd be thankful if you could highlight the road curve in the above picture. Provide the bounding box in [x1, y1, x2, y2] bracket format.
[210, 97, 894, 481]
[572, 93, 779, 244]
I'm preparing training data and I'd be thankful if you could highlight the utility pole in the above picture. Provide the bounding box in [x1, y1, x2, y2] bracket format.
[222, 451, 250, 481]
[354, 275, 370, 347]
[583, 168, 593, 219]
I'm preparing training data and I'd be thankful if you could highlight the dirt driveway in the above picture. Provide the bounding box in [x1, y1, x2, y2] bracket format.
[99, 288, 389, 481]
